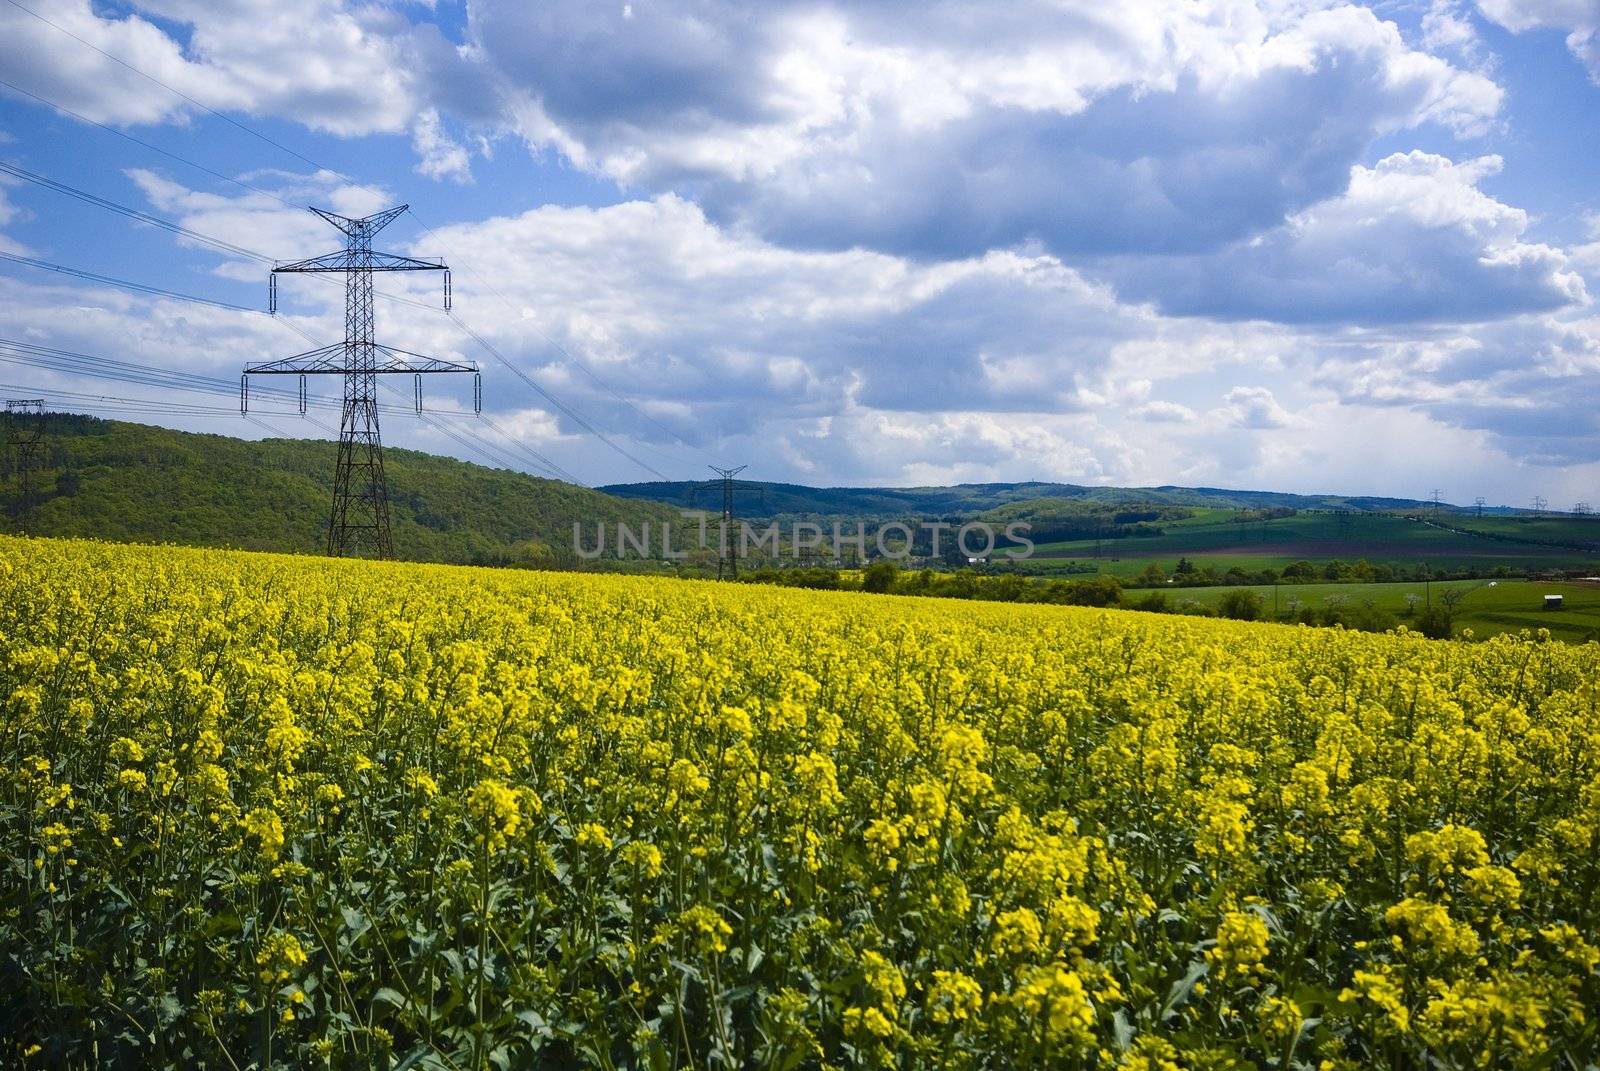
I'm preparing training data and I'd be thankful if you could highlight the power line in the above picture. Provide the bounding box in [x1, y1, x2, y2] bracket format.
[0, 251, 258, 312]
[0, 75, 301, 209]
[403, 206, 706, 464]
[446, 311, 668, 480]
[475, 413, 584, 484]
[0, 21, 681, 484]
[0, 381, 239, 415]
[0, 159, 271, 262]
[0, 249, 620, 483]
[1, 0, 339, 177]
[0, 335, 338, 413]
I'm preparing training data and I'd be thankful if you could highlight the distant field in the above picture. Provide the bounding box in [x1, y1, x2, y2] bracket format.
[1163, 578, 1600, 641]
[1022, 510, 1600, 575]
[1440, 513, 1600, 548]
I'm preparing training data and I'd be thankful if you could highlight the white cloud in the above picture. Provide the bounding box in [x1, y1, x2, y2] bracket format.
[124, 167, 395, 275]
[0, 182, 23, 252]
[1218, 386, 1297, 429]
[0, 0, 436, 134]
[411, 109, 473, 183]
[1424, 0, 1486, 55]
[1109, 151, 1586, 324]
[1134, 401, 1200, 424]
[1475, 0, 1600, 79]
[84, 170, 1590, 494]
[470, 1, 1502, 259]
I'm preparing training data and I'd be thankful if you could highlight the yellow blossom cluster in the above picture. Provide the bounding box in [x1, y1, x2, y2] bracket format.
[2, 534, 1599, 1069]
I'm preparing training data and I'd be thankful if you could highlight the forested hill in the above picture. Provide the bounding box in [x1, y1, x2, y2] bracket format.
[599, 478, 1441, 520]
[0, 414, 676, 565]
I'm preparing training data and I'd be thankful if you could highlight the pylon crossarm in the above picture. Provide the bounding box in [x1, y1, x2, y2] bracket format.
[245, 344, 475, 376]
[312, 205, 407, 237]
[272, 250, 446, 273]
[244, 343, 345, 374]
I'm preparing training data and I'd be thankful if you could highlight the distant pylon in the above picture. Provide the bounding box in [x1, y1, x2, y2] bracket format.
[242, 206, 479, 558]
[692, 465, 764, 578]
[1474, 496, 1486, 517]
[4, 399, 46, 527]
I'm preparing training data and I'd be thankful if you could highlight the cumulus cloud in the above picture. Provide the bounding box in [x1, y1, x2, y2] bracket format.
[1424, 0, 1486, 55]
[0, 0, 439, 134]
[1218, 386, 1297, 429]
[1475, 0, 1600, 79]
[471, 1, 1501, 259]
[1108, 152, 1586, 324]
[3, 4, 1594, 500]
[414, 193, 1150, 423]
[1134, 400, 1200, 423]
[125, 167, 397, 276]
[411, 109, 473, 183]
[1311, 310, 1600, 463]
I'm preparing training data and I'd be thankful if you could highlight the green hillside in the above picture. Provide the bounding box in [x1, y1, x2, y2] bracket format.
[1023, 510, 1600, 569]
[603, 477, 1600, 576]
[599, 478, 1443, 518]
[1166, 578, 1600, 643]
[0, 414, 677, 566]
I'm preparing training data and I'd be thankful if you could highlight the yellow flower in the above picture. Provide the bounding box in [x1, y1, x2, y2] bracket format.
[255, 931, 307, 985]
[1206, 911, 1270, 985]
[466, 777, 521, 852]
[678, 904, 732, 956]
[618, 840, 663, 878]
[1385, 897, 1479, 960]
[241, 808, 284, 863]
[1009, 962, 1095, 1047]
[992, 907, 1044, 958]
[926, 969, 983, 1024]
[1340, 966, 1410, 1033]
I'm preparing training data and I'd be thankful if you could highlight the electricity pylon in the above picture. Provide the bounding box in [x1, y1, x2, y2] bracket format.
[4, 399, 46, 526]
[691, 465, 764, 579]
[242, 206, 478, 558]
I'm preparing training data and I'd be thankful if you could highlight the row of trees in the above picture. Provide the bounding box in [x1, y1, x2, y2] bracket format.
[1128, 557, 1522, 588]
[737, 563, 1459, 637]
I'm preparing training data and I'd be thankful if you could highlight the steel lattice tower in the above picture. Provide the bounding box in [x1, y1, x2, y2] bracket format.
[691, 465, 763, 579]
[4, 399, 46, 525]
[242, 206, 478, 558]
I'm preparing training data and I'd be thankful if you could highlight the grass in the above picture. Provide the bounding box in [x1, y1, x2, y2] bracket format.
[1020, 510, 1600, 576]
[1161, 578, 1600, 642]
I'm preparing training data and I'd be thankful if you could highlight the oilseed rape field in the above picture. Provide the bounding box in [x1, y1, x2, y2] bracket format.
[3, 538, 1599, 1069]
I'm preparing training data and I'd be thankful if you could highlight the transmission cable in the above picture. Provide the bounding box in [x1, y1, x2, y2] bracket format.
[1, 0, 340, 177]
[404, 206, 706, 466]
[0, 42, 675, 481]
[0, 251, 259, 312]
[0, 75, 301, 209]
[0, 160, 271, 262]
[446, 311, 667, 480]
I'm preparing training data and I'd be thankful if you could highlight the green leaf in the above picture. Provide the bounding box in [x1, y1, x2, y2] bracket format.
[1159, 960, 1209, 1021]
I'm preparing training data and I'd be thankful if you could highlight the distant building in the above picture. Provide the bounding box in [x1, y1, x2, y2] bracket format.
[1544, 594, 1564, 610]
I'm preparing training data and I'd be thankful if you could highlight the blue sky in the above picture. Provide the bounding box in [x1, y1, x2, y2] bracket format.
[1, 0, 1598, 504]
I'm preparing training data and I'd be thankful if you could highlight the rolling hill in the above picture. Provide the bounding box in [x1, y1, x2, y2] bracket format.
[598, 478, 1447, 519]
[0, 414, 677, 566]
[6, 416, 1594, 578]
